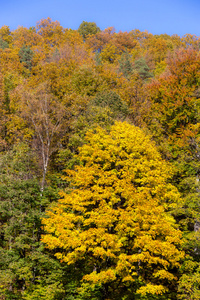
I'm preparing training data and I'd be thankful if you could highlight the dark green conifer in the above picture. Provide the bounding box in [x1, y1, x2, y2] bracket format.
[133, 57, 153, 80]
[0, 38, 9, 50]
[118, 51, 133, 78]
[19, 45, 34, 70]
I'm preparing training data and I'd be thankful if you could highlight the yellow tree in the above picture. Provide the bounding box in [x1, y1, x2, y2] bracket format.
[42, 122, 184, 299]
[12, 26, 42, 48]
[36, 17, 64, 50]
[0, 25, 13, 45]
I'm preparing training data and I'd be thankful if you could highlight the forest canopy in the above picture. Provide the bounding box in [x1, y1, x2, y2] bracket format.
[0, 18, 200, 299]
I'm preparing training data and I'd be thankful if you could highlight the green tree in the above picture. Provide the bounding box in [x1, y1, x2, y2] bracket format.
[94, 50, 102, 66]
[177, 258, 200, 300]
[119, 51, 133, 78]
[133, 57, 153, 80]
[93, 90, 129, 120]
[78, 21, 100, 40]
[42, 122, 184, 299]
[0, 38, 9, 50]
[18, 45, 34, 70]
[71, 66, 103, 96]
[0, 143, 65, 299]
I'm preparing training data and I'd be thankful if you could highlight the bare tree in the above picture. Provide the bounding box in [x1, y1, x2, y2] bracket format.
[20, 82, 67, 192]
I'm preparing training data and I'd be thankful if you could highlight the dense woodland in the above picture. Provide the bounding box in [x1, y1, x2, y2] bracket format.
[0, 18, 200, 299]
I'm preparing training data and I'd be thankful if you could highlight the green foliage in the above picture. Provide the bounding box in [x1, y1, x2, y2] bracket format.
[18, 45, 34, 70]
[71, 66, 103, 96]
[0, 38, 9, 49]
[133, 57, 153, 80]
[53, 102, 119, 174]
[3, 72, 20, 114]
[178, 259, 200, 300]
[93, 90, 129, 119]
[0, 143, 64, 299]
[94, 50, 102, 66]
[145, 48, 200, 299]
[0, 19, 199, 299]
[78, 21, 100, 39]
[119, 51, 133, 78]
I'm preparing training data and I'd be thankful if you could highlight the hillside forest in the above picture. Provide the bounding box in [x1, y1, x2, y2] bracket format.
[0, 18, 200, 299]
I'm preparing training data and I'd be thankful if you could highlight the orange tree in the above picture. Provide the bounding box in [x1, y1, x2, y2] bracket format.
[42, 122, 184, 299]
[145, 47, 200, 300]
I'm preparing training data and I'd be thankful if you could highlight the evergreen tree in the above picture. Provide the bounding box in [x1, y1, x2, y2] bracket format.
[0, 38, 9, 50]
[94, 50, 102, 66]
[133, 57, 153, 80]
[93, 90, 129, 120]
[118, 51, 133, 78]
[18, 45, 34, 70]
[0, 144, 65, 299]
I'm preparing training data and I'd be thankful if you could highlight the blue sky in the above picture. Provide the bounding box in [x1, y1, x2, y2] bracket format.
[0, 0, 199, 36]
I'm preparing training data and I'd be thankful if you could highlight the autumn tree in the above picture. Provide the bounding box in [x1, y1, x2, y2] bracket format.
[12, 26, 41, 49]
[42, 121, 184, 299]
[145, 36, 173, 64]
[18, 82, 67, 192]
[145, 48, 200, 299]
[100, 42, 120, 63]
[113, 31, 137, 52]
[35, 17, 65, 53]
[71, 65, 104, 96]
[181, 34, 199, 49]
[145, 48, 200, 153]
[86, 26, 115, 53]
[116, 72, 149, 127]
[0, 18, 199, 299]
[0, 25, 12, 45]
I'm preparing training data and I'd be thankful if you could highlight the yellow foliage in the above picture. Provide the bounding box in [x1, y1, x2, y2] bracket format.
[137, 283, 167, 295]
[100, 43, 121, 63]
[42, 121, 184, 295]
